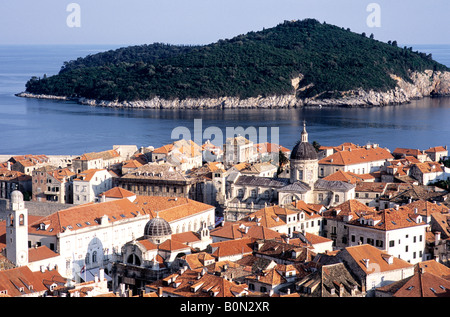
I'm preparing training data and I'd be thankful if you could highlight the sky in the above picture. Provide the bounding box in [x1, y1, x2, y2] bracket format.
[0, 0, 449, 46]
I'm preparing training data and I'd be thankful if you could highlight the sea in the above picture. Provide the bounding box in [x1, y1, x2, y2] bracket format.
[0, 44, 449, 156]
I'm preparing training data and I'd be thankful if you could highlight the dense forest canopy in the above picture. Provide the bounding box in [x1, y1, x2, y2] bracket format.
[25, 19, 449, 102]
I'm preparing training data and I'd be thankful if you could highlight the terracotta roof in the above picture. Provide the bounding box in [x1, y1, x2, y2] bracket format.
[77, 149, 120, 161]
[393, 148, 424, 156]
[74, 169, 106, 182]
[182, 252, 216, 271]
[322, 199, 375, 221]
[209, 238, 254, 259]
[425, 146, 447, 153]
[246, 267, 287, 286]
[343, 244, 413, 274]
[28, 245, 59, 262]
[319, 147, 393, 166]
[146, 268, 249, 297]
[323, 170, 365, 184]
[392, 271, 450, 297]
[412, 162, 444, 174]
[133, 195, 214, 223]
[0, 169, 31, 182]
[152, 144, 174, 155]
[28, 198, 147, 236]
[347, 206, 427, 231]
[48, 168, 75, 182]
[355, 182, 388, 193]
[415, 260, 450, 280]
[254, 142, 291, 154]
[158, 239, 191, 252]
[404, 200, 449, 218]
[122, 160, 143, 169]
[0, 266, 64, 297]
[99, 187, 136, 199]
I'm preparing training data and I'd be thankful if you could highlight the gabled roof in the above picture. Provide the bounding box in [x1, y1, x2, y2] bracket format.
[29, 198, 147, 236]
[147, 268, 249, 297]
[392, 271, 450, 297]
[342, 244, 413, 274]
[415, 260, 450, 280]
[158, 239, 191, 252]
[209, 238, 254, 259]
[404, 200, 449, 218]
[425, 146, 448, 153]
[347, 205, 427, 231]
[323, 170, 366, 184]
[28, 245, 59, 262]
[133, 196, 214, 223]
[74, 169, 107, 182]
[323, 199, 375, 221]
[77, 149, 120, 161]
[99, 187, 136, 199]
[319, 147, 393, 166]
[0, 266, 64, 297]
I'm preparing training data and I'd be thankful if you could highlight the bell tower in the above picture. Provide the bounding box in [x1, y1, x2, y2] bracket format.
[6, 190, 29, 267]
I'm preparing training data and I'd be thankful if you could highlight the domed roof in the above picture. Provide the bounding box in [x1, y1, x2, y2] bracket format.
[290, 123, 318, 161]
[290, 141, 318, 161]
[10, 190, 24, 204]
[144, 216, 172, 238]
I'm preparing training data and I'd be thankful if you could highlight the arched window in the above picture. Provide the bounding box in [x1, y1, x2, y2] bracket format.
[335, 194, 340, 203]
[85, 253, 90, 265]
[92, 251, 97, 263]
[19, 214, 25, 226]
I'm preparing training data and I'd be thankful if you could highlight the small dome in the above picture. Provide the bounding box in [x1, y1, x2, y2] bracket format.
[144, 216, 172, 238]
[290, 141, 318, 161]
[290, 122, 318, 161]
[10, 190, 24, 204]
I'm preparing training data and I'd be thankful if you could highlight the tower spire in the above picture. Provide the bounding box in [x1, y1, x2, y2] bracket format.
[301, 120, 308, 143]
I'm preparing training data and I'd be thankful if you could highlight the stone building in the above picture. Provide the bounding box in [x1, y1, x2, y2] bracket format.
[32, 167, 76, 204]
[115, 163, 205, 202]
[223, 123, 355, 221]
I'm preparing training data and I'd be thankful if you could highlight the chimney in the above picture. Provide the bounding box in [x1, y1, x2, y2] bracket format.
[158, 287, 163, 297]
[363, 258, 370, 269]
[7, 161, 11, 171]
[99, 268, 104, 281]
[435, 231, 441, 246]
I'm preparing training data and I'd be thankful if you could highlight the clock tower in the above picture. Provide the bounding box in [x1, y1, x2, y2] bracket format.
[6, 190, 29, 267]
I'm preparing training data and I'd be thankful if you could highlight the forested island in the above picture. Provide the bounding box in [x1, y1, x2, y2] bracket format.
[20, 19, 450, 108]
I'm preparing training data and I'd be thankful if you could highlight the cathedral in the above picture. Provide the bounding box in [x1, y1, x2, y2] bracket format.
[224, 123, 356, 221]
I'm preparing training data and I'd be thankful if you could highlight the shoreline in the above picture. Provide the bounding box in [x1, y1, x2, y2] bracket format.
[15, 69, 450, 109]
[15, 91, 449, 110]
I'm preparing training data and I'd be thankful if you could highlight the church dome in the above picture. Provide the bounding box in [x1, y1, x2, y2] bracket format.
[290, 122, 318, 161]
[290, 141, 318, 161]
[10, 190, 24, 204]
[144, 216, 172, 238]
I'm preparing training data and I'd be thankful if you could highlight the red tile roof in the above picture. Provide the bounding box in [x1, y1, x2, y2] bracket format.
[319, 147, 393, 166]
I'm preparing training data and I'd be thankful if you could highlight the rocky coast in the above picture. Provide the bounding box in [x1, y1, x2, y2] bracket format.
[16, 70, 450, 109]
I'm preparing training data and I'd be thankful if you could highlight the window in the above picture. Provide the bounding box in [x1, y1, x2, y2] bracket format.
[335, 195, 340, 203]
[92, 251, 97, 263]
[405, 246, 409, 252]
[389, 240, 395, 247]
[351, 235, 356, 242]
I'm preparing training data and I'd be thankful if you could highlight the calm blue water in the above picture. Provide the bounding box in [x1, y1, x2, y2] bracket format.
[0, 44, 449, 155]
